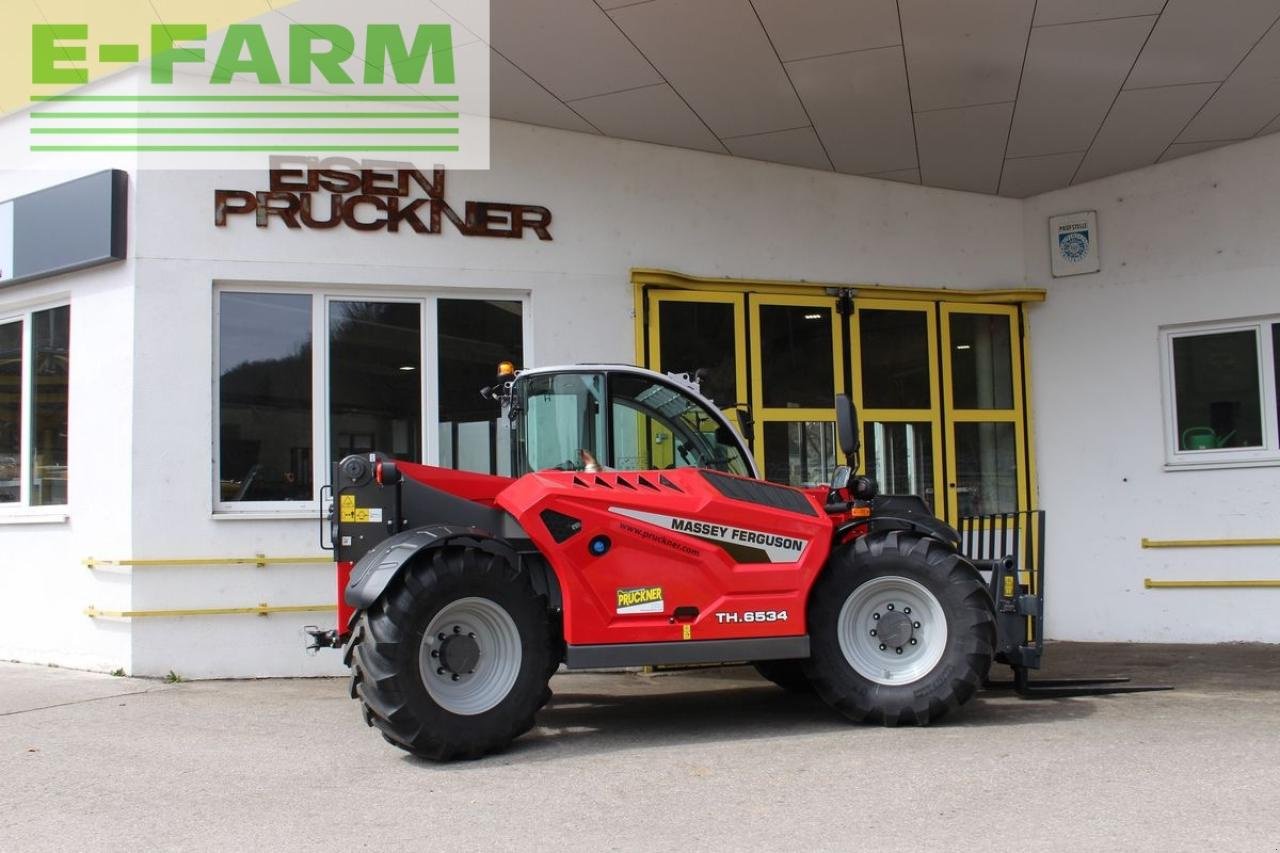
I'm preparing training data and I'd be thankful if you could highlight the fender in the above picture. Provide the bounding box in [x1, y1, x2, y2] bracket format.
[836, 515, 962, 550]
[345, 524, 518, 610]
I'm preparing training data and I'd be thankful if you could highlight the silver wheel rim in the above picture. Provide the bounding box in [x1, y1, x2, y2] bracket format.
[837, 576, 948, 686]
[419, 597, 522, 716]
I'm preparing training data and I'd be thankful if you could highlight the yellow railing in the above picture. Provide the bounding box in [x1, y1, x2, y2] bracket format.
[1144, 579, 1280, 590]
[84, 603, 336, 619]
[85, 555, 331, 569]
[1141, 537, 1280, 549]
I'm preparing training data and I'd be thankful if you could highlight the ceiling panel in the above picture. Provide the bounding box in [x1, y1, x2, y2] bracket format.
[1179, 22, 1280, 140]
[788, 46, 918, 174]
[998, 152, 1085, 197]
[899, 0, 1036, 111]
[491, 0, 662, 102]
[752, 0, 901, 62]
[610, 0, 809, 138]
[1075, 83, 1218, 183]
[1007, 16, 1156, 158]
[1125, 0, 1280, 89]
[594, 0, 655, 9]
[723, 127, 832, 171]
[490, 55, 600, 135]
[1159, 139, 1243, 161]
[570, 84, 726, 152]
[1261, 112, 1280, 133]
[915, 102, 1014, 193]
[1033, 0, 1165, 27]
[865, 168, 921, 184]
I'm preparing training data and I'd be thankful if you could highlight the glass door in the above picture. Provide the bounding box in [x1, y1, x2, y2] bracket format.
[749, 295, 845, 486]
[940, 304, 1028, 520]
[849, 300, 945, 515]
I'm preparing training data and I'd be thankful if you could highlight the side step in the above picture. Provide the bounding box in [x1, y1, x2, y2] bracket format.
[985, 666, 1174, 698]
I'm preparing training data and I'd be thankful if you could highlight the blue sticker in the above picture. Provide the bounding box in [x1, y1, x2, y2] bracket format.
[1059, 231, 1090, 262]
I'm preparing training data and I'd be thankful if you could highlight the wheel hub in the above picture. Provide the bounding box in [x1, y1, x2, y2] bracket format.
[875, 609, 914, 648]
[437, 631, 480, 676]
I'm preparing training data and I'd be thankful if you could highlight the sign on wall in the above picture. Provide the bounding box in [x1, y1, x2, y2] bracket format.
[0, 201, 12, 284]
[0, 170, 128, 288]
[1049, 211, 1099, 277]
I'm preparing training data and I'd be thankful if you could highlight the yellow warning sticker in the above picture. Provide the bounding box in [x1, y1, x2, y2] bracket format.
[1003, 575, 1015, 598]
[354, 508, 370, 522]
[682, 624, 692, 641]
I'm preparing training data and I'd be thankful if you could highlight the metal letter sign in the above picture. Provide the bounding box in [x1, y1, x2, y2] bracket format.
[0, 201, 13, 284]
[1049, 211, 1100, 277]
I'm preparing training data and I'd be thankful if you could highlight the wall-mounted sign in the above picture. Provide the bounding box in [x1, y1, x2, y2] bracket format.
[0, 170, 128, 288]
[215, 168, 552, 240]
[1049, 210, 1099, 277]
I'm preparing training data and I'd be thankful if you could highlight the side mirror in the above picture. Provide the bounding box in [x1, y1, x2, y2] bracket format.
[733, 406, 755, 447]
[830, 466, 852, 490]
[835, 394, 860, 465]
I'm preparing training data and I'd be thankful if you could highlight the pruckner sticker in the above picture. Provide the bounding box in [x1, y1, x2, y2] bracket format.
[616, 586, 664, 615]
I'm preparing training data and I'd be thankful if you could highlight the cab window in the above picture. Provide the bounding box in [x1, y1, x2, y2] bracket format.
[609, 374, 750, 476]
[519, 373, 605, 472]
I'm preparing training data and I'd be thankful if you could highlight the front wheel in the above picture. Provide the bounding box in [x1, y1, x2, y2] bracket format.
[804, 531, 995, 726]
[347, 545, 555, 760]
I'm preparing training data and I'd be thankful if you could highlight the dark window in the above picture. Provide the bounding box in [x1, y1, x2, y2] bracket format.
[0, 320, 22, 504]
[863, 421, 934, 509]
[762, 421, 836, 486]
[1273, 323, 1279, 445]
[950, 313, 1013, 410]
[657, 300, 738, 407]
[218, 293, 312, 502]
[759, 305, 834, 408]
[31, 306, 69, 506]
[1172, 329, 1263, 450]
[954, 422, 1018, 516]
[329, 301, 422, 466]
[437, 299, 523, 475]
[859, 309, 931, 409]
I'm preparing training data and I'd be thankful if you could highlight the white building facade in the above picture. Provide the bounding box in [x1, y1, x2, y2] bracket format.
[2, 119, 1277, 678]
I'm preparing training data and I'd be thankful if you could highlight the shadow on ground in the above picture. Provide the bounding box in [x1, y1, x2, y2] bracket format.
[405, 671, 1099, 766]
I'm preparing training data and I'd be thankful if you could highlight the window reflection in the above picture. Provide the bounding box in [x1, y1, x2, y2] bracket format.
[0, 321, 22, 504]
[763, 421, 836, 486]
[31, 306, 69, 506]
[219, 293, 313, 502]
[438, 299, 523, 475]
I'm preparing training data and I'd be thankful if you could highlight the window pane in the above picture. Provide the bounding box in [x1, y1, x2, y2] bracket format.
[950, 313, 1013, 409]
[763, 421, 836, 486]
[519, 373, 605, 472]
[657, 300, 738, 407]
[760, 305, 834, 408]
[219, 293, 312, 502]
[330, 301, 422, 465]
[954, 422, 1018, 517]
[609, 373, 751, 476]
[1172, 330, 1262, 450]
[437, 299, 523, 475]
[859, 310, 931, 409]
[1273, 323, 1279, 446]
[863, 421, 935, 511]
[0, 321, 21, 504]
[31, 307, 69, 506]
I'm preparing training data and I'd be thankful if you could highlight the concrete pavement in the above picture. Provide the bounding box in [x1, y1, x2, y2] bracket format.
[2, 643, 1278, 852]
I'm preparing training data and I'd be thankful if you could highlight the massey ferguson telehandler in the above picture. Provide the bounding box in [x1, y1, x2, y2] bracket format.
[310, 363, 1161, 761]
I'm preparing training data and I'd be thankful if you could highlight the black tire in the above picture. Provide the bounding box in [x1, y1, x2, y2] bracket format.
[346, 545, 555, 761]
[752, 659, 815, 693]
[804, 530, 995, 726]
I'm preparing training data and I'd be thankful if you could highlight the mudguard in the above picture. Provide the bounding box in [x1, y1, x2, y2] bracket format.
[344, 524, 518, 609]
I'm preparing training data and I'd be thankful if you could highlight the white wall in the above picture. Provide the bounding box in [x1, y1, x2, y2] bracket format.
[1023, 133, 1280, 643]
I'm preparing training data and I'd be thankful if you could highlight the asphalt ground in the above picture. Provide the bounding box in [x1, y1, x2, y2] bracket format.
[3, 642, 1279, 853]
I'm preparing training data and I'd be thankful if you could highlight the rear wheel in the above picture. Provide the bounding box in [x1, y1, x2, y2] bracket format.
[805, 530, 995, 725]
[347, 545, 555, 760]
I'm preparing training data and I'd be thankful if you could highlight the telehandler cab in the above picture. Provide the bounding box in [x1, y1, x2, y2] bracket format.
[312, 363, 1151, 761]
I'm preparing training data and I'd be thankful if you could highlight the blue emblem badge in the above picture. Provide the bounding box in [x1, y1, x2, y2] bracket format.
[1059, 231, 1089, 262]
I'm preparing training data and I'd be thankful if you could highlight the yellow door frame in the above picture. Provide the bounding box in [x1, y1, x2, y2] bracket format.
[939, 302, 1029, 520]
[747, 293, 846, 477]
[849, 299, 946, 513]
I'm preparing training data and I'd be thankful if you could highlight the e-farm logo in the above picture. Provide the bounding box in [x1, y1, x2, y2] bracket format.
[22, 3, 490, 170]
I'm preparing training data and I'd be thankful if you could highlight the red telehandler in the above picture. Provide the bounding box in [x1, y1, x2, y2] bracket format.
[309, 363, 1162, 760]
